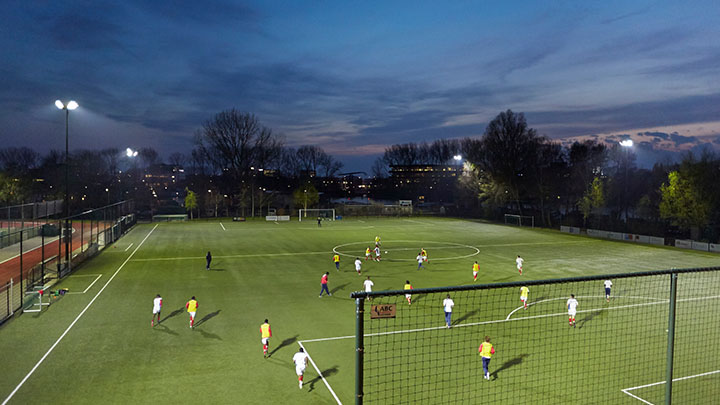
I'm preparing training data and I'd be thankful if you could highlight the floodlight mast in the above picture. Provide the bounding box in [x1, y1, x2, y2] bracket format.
[55, 100, 79, 271]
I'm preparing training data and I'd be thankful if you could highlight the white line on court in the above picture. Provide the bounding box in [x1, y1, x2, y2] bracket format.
[1, 224, 158, 405]
[300, 295, 720, 343]
[621, 369, 720, 404]
[130, 250, 331, 262]
[505, 295, 668, 320]
[0, 237, 60, 265]
[297, 342, 342, 405]
[219, 222, 226, 231]
[124, 243, 134, 252]
[65, 274, 103, 294]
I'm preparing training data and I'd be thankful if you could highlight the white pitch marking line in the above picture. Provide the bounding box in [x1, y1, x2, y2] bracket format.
[302, 295, 720, 343]
[0, 237, 61, 265]
[130, 250, 331, 262]
[220, 222, 226, 231]
[65, 274, 103, 294]
[505, 295, 668, 321]
[297, 342, 342, 405]
[1, 224, 158, 405]
[621, 369, 720, 404]
[124, 243, 134, 252]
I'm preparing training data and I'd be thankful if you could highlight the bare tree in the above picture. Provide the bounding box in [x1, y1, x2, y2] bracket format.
[168, 152, 187, 168]
[0, 147, 40, 174]
[371, 157, 388, 178]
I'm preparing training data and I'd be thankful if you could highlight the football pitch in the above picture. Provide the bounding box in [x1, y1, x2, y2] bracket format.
[1, 217, 719, 404]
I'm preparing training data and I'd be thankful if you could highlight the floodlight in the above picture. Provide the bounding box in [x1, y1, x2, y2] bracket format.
[453, 155, 462, 161]
[67, 101, 79, 110]
[55, 100, 64, 109]
[619, 140, 633, 147]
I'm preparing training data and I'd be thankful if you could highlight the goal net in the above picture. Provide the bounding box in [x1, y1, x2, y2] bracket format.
[298, 209, 335, 221]
[504, 214, 534, 228]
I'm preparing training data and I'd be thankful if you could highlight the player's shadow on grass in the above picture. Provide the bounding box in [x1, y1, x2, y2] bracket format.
[195, 310, 221, 328]
[269, 335, 299, 357]
[160, 307, 184, 323]
[208, 267, 225, 272]
[455, 308, 482, 325]
[331, 283, 350, 295]
[197, 329, 222, 340]
[154, 324, 179, 336]
[578, 310, 603, 329]
[308, 366, 339, 392]
[491, 354, 528, 380]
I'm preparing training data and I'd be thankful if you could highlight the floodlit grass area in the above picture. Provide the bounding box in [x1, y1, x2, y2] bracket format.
[1, 217, 719, 404]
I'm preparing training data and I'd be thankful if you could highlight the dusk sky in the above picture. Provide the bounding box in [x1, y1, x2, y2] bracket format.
[1, 1, 719, 173]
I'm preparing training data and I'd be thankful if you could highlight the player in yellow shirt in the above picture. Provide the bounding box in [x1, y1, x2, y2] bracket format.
[472, 261, 480, 281]
[260, 319, 272, 358]
[365, 247, 372, 261]
[375, 236, 381, 247]
[520, 286, 529, 309]
[478, 336, 495, 380]
[404, 280, 413, 305]
[332, 254, 340, 271]
[186, 296, 198, 329]
[421, 248, 428, 262]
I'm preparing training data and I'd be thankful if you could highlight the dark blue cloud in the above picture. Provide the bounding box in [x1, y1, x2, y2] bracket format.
[669, 132, 697, 145]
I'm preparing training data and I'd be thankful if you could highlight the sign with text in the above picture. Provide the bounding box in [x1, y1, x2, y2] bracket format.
[370, 304, 396, 319]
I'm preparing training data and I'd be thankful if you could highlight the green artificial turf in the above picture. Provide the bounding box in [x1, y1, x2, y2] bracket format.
[1, 217, 719, 404]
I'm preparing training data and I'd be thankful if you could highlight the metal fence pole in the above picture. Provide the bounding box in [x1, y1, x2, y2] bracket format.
[356, 297, 364, 405]
[19, 230, 23, 307]
[665, 272, 678, 404]
[41, 228, 45, 285]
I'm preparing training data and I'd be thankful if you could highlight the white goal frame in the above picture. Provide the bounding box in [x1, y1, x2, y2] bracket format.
[504, 214, 534, 228]
[298, 209, 336, 221]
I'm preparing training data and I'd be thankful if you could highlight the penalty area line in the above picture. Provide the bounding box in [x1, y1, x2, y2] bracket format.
[65, 274, 103, 294]
[297, 341, 342, 405]
[220, 222, 226, 231]
[1, 224, 158, 405]
[621, 369, 720, 404]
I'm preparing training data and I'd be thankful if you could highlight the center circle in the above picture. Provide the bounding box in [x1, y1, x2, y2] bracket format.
[333, 240, 480, 262]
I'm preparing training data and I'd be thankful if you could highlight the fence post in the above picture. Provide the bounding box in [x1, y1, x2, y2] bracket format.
[19, 230, 23, 307]
[356, 297, 364, 405]
[665, 272, 678, 404]
[81, 219, 84, 252]
[8, 278, 12, 316]
[41, 228, 45, 285]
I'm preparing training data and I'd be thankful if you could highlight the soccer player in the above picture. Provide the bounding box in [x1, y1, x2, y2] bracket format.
[472, 261, 480, 281]
[293, 347, 310, 389]
[478, 336, 495, 380]
[319, 272, 331, 297]
[375, 235, 381, 246]
[355, 257, 362, 275]
[604, 279, 612, 302]
[520, 286, 529, 309]
[374, 246, 381, 262]
[567, 294, 578, 328]
[421, 248, 428, 262]
[260, 319, 272, 358]
[365, 246, 372, 261]
[317, 217, 322, 227]
[443, 294, 454, 328]
[151, 294, 162, 326]
[206, 251, 212, 270]
[186, 296, 198, 328]
[404, 280, 413, 305]
[332, 253, 340, 271]
[363, 276, 374, 301]
[516, 255, 524, 275]
[416, 253, 425, 270]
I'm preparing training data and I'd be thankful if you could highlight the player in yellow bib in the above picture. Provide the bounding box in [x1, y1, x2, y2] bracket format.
[472, 261, 480, 281]
[186, 296, 198, 328]
[404, 280, 413, 305]
[478, 336, 495, 380]
[332, 254, 340, 271]
[260, 319, 272, 358]
[520, 286, 529, 309]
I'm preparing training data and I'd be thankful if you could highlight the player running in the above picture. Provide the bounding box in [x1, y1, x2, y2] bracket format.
[293, 347, 310, 389]
[332, 253, 340, 271]
[478, 336, 495, 380]
[363, 276, 374, 301]
[472, 261, 480, 281]
[416, 253, 425, 270]
[260, 319, 272, 358]
[567, 294, 578, 328]
[365, 246, 372, 261]
[319, 272, 331, 297]
[206, 251, 212, 270]
[375, 236, 381, 247]
[516, 255, 524, 275]
[404, 280, 413, 305]
[186, 296, 198, 329]
[520, 286, 529, 309]
[355, 257, 362, 275]
[604, 280, 612, 302]
[374, 246, 381, 262]
[421, 248, 428, 262]
[151, 294, 162, 326]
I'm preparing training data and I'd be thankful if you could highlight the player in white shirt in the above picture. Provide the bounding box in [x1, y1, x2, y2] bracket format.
[374, 246, 381, 262]
[363, 276, 374, 302]
[567, 294, 579, 328]
[416, 253, 425, 270]
[443, 294, 455, 328]
[355, 257, 362, 275]
[604, 280, 612, 302]
[293, 348, 310, 389]
[516, 255, 524, 275]
[151, 294, 162, 327]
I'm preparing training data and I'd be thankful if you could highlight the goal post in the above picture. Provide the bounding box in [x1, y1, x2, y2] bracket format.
[504, 214, 534, 228]
[298, 209, 335, 221]
[349, 266, 720, 404]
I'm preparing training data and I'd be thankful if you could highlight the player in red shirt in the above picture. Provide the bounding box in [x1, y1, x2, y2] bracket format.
[319, 272, 331, 297]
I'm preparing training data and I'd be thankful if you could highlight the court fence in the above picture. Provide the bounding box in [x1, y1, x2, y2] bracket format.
[0, 200, 135, 325]
[350, 266, 720, 404]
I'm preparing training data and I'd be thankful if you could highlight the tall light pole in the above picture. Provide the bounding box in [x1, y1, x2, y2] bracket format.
[620, 139, 633, 231]
[55, 100, 78, 271]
